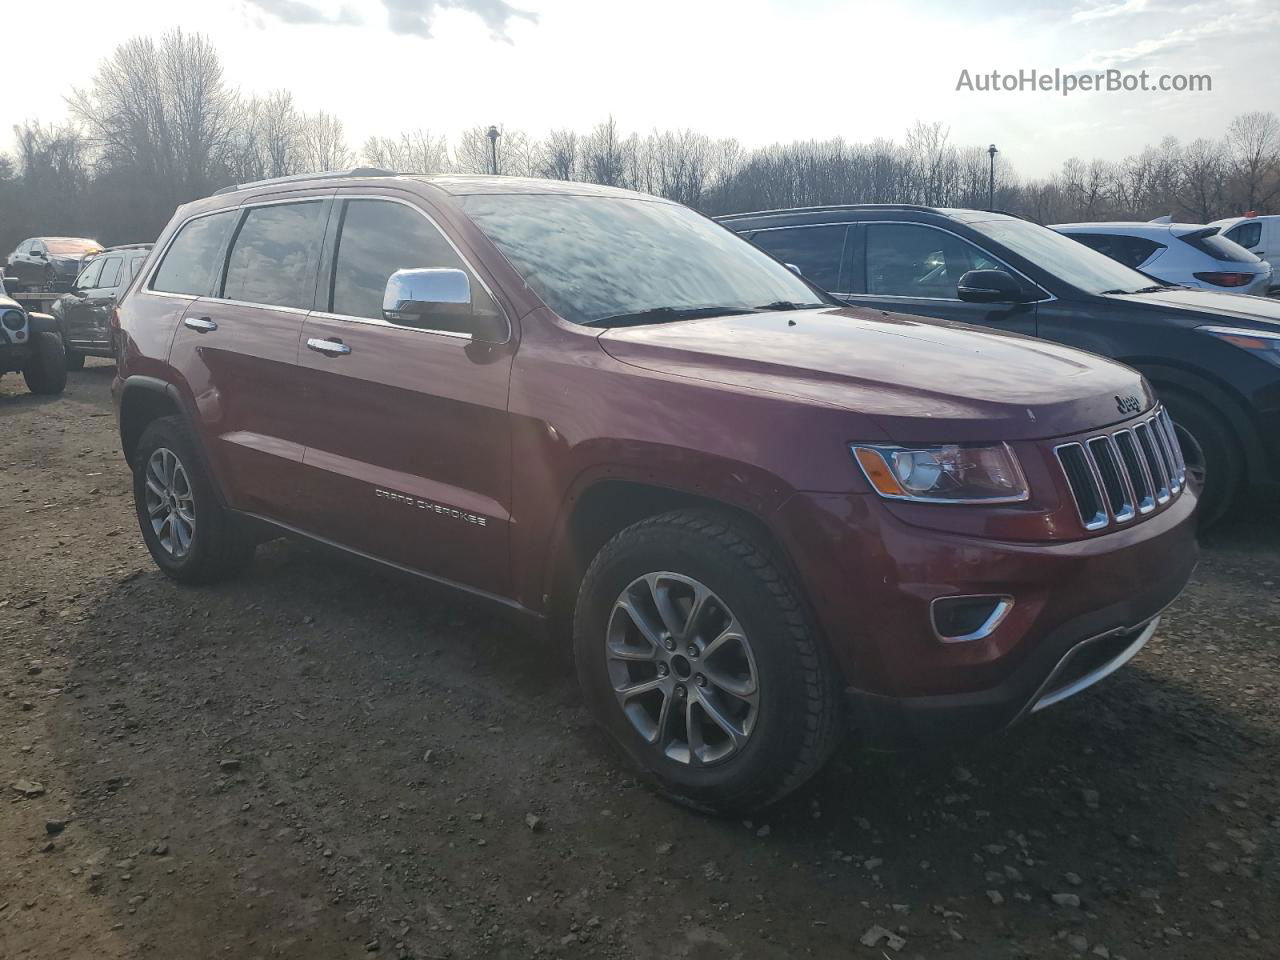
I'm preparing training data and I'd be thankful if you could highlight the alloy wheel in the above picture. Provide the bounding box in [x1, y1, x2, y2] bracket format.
[144, 447, 196, 558]
[605, 572, 760, 766]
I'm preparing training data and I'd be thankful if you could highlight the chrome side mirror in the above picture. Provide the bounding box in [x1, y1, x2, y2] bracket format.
[382, 268, 472, 325]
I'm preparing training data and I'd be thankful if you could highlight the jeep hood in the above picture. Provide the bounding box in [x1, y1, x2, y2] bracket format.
[1108, 287, 1280, 328]
[598, 306, 1152, 443]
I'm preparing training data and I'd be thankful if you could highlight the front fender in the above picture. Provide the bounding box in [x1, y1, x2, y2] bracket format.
[26, 311, 61, 336]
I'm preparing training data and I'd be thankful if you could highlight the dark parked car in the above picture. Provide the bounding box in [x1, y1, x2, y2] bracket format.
[0, 292, 67, 395]
[112, 172, 1196, 813]
[52, 244, 153, 368]
[720, 204, 1280, 524]
[6, 237, 103, 291]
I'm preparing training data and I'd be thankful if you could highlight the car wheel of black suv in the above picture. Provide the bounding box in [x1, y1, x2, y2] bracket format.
[64, 346, 86, 371]
[22, 332, 68, 395]
[132, 417, 257, 584]
[574, 509, 842, 815]
[1161, 391, 1241, 528]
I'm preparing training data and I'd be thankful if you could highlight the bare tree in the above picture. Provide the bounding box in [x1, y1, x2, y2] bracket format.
[362, 129, 452, 173]
[296, 110, 352, 172]
[581, 117, 630, 187]
[1225, 111, 1280, 211]
[1180, 137, 1229, 223]
[539, 128, 578, 181]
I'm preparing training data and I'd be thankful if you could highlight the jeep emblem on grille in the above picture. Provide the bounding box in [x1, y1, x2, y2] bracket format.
[1115, 394, 1141, 415]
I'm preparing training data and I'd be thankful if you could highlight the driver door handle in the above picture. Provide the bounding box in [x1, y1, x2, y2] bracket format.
[183, 316, 217, 333]
[307, 337, 351, 356]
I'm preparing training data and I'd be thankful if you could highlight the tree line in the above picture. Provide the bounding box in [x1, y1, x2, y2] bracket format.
[3, 30, 1278, 255]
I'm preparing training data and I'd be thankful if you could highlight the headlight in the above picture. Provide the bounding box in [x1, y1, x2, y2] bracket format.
[2, 309, 25, 331]
[852, 442, 1029, 503]
[1199, 325, 1280, 367]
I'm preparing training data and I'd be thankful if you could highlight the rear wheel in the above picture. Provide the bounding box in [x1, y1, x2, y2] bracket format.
[132, 417, 256, 583]
[64, 345, 86, 371]
[22, 332, 67, 395]
[1161, 391, 1240, 528]
[574, 510, 842, 814]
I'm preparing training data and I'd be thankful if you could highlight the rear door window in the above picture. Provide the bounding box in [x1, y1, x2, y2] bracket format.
[750, 225, 848, 291]
[223, 201, 328, 310]
[1065, 233, 1163, 269]
[96, 257, 123, 289]
[152, 211, 237, 297]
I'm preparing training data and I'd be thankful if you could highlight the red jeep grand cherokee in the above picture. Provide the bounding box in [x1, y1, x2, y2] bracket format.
[112, 171, 1197, 813]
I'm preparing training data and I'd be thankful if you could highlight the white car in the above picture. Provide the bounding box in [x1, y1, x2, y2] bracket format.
[1051, 221, 1273, 296]
[1209, 214, 1280, 293]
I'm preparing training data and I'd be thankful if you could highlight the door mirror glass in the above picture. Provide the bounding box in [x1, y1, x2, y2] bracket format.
[383, 268, 472, 325]
[957, 269, 1027, 303]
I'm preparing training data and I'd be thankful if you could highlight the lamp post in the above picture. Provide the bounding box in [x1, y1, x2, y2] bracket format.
[987, 143, 999, 211]
[486, 125, 500, 176]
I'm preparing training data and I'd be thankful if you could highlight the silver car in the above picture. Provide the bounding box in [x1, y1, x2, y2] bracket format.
[1052, 221, 1273, 296]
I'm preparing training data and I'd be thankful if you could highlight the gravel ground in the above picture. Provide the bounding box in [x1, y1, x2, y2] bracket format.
[2, 360, 1278, 960]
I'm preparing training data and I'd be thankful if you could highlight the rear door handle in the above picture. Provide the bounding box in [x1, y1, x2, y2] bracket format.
[183, 316, 217, 333]
[307, 337, 351, 356]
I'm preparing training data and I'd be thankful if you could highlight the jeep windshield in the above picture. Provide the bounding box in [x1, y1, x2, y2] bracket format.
[971, 218, 1161, 296]
[460, 194, 827, 327]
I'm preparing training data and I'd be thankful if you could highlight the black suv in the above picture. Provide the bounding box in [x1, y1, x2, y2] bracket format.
[52, 244, 152, 369]
[719, 205, 1280, 524]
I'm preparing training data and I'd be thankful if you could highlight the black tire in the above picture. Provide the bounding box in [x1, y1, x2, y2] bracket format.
[1161, 391, 1241, 528]
[132, 417, 256, 584]
[64, 346, 86, 371]
[22, 332, 68, 395]
[574, 509, 842, 815]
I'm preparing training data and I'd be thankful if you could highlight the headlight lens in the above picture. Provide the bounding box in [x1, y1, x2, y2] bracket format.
[2, 309, 26, 331]
[852, 442, 1029, 503]
[1199, 325, 1280, 367]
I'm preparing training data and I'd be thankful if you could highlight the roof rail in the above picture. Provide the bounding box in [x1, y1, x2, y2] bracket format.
[213, 167, 397, 196]
[103, 242, 153, 252]
[717, 203, 940, 221]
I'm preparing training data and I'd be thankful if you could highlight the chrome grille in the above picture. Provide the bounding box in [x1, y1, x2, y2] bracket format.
[1055, 406, 1186, 531]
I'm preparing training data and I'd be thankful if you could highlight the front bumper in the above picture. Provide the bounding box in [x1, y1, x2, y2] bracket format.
[773, 479, 1198, 749]
[845, 615, 1167, 749]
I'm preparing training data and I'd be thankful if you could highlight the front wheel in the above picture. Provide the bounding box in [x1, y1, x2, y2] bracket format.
[22, 332, 67, 395]
[132, 417, 256, 583]
[1161, 393, 1241, 528]
[574, 510, 842, 815]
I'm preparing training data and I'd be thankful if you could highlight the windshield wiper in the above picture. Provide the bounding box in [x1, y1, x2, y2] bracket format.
[582, 305, 751, 328]
[754, 300, 826, 311]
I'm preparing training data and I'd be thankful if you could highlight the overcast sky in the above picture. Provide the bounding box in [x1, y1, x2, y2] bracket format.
[5, 0, 1278, 177]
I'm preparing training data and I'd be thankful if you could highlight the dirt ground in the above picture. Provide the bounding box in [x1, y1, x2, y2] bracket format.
[2, 359, 1278, 960]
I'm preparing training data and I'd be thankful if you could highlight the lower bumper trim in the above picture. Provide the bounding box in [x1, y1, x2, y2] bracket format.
[1025, 617, 1158, 717]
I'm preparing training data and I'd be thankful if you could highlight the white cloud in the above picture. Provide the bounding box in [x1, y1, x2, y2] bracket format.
[1070, 0, 1148, 24]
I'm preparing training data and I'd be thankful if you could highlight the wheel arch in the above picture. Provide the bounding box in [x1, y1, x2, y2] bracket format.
[26, 311, 62, 336]
[119, 376, 235, 509]
[1124, 358, 1265, 482]
[542, 475, 814, 647]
